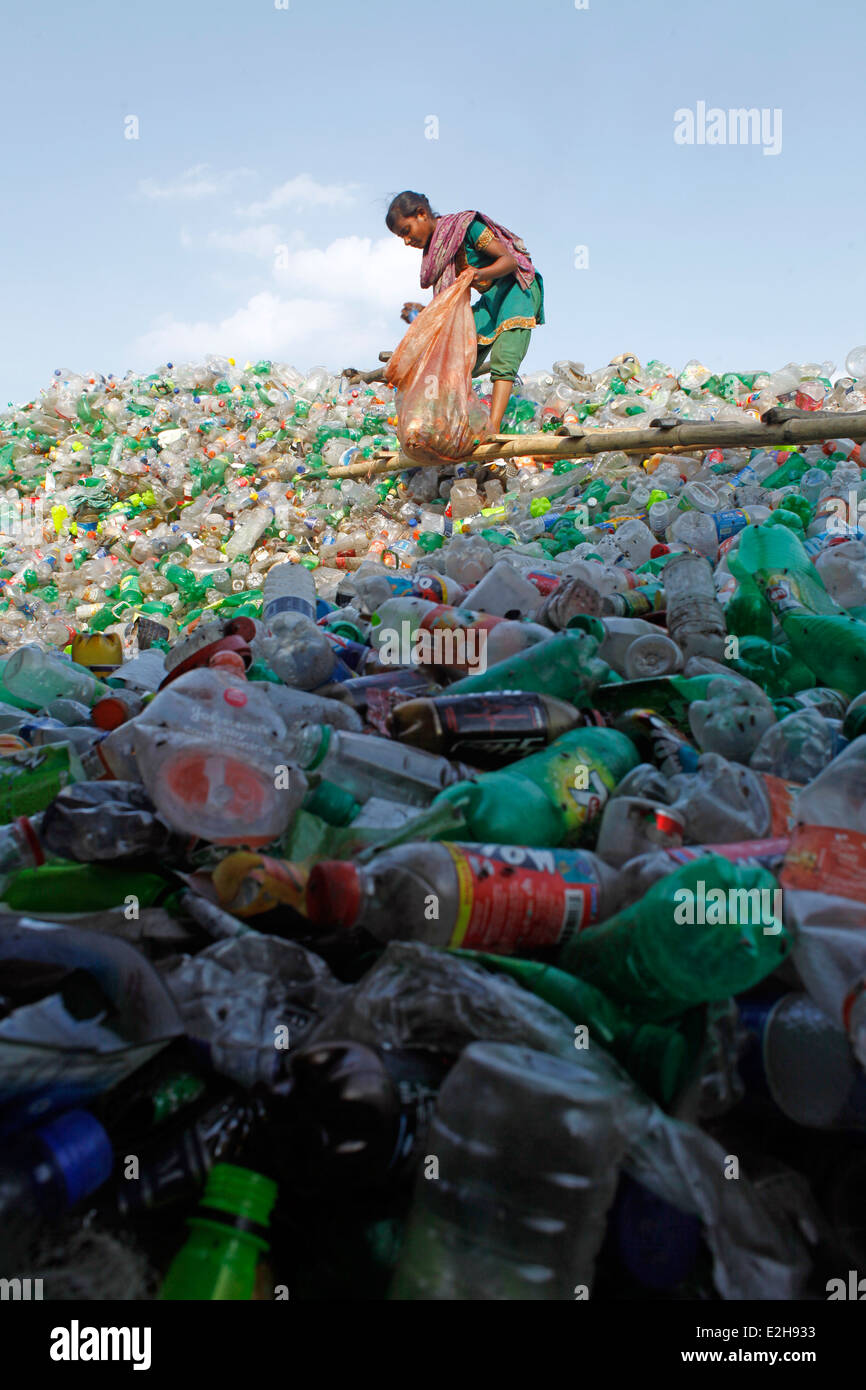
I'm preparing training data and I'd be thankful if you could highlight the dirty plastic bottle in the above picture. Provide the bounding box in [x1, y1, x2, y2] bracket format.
[445, 628, 608, 706]
[389, 1042, 636, 1300]
[593, 671, 740, 727]
[452, 952, 693, 1107]
[595, 796, 685, 867]
[736, 524, 866, 696]
[131, 667, 308, 844]
[279, 723, 466, 807]
[750, 708, 839, 783]
[558, 857, 791, 1020]
[667, 752, 800, 841]
[662, 551, 727, 662]
[611, 709, 699, 777]
[272, 1040, 445, 1188]
[306, 840, 622, 945]
[462, 559, 543, 618]
[688, 677, 777, 761]
[593, 617, 668, 676]
[257, 560, 337, 689]
[430, 726, 639, 846]
[387, 690, 581, 767]
[39, 781, 181, 862]
[623, 632, 683, 679]
[536, 574, 604, 628]
[114, 1092, 266, 1215]
[2, 645, 112, 709]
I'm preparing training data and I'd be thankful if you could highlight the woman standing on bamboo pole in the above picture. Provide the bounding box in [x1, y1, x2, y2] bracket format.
[386, 192, 544, 436]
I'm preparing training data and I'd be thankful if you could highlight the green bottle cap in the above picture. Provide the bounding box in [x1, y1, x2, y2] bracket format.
[303, 779, 359, 827]
[194, 1162, 277, 1241]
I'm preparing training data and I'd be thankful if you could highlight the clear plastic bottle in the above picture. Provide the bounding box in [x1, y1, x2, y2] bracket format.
[390, 1041, 637, 1300]
[662, 551, 727, 662]
[131, 667, 308, 844]
[280, 723, 465, 807]
[306, 839, 621, 943]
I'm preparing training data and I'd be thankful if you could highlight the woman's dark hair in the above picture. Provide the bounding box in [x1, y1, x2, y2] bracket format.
[386, 191, 436, 230]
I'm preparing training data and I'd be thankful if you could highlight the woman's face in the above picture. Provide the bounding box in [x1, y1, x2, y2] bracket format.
[391, 209, 436, 250]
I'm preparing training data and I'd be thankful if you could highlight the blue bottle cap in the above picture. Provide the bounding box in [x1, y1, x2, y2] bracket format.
[35, 1109, 114, 1206]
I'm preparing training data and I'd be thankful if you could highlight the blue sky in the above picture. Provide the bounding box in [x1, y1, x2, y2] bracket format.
[2, 0, 864, 404]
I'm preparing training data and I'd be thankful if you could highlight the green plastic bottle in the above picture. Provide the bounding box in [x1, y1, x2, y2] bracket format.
[431, 727, 639, 846]
[726, 636, 815, 696]
[0, 744, 83, 819]
[558, 857, 791, 1021]
[760, 451, 808, 489]
[735, 524, 866, 696]
[2, 862, 172, 912]
[451, 951, 695, 1107]
[163, 563, 205, 604]
[445, 630, 609, 706]
[160, 1163, 277, 1300]
[592, 672, 740, 728]
[0, 658, 42, 711]
[721, 576, 773, 640]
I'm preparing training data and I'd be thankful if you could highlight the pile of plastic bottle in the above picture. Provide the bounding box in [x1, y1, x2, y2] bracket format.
[2, 346, 866, 1301]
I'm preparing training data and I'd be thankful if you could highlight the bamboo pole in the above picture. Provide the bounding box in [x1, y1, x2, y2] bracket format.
[322, 409, 866, 479]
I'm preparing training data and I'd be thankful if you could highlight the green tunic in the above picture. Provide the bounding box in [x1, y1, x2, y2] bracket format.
[457, 216, 545, 345]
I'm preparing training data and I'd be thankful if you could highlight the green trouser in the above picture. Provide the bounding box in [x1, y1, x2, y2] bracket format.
[472, 326, 533, 382]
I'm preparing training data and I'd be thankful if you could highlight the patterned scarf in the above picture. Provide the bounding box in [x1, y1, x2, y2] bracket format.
[419, 211, 536, 295]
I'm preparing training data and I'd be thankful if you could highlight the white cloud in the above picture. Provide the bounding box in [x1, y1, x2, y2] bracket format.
[273, 235, 418, 306]
[206, 224, 284, 258]
[138, 164, 252, 201]
[131, 234, 422, 373]
[239, 174, 358, 218]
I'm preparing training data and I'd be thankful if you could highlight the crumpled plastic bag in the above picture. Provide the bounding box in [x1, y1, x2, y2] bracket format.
[161, 934, 346, 1088]
[308, 939, 580, 1060]
[314, 943, 811, 1299]
[385, 269, 489, 466]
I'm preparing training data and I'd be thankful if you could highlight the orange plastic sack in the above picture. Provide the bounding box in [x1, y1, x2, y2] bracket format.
[385, 268, 490, 466]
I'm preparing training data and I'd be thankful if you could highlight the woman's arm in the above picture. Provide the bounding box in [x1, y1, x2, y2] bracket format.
[470, 234, 517, 290]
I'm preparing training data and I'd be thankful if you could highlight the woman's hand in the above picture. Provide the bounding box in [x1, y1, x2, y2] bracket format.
[470, 235, 517, 291]
[401, 301, 425, 323]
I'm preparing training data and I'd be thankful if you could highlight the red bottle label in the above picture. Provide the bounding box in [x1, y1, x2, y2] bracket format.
[761, 774, 801, 834]
[780, 824, 866, 900]
[445, 843, 601, 951]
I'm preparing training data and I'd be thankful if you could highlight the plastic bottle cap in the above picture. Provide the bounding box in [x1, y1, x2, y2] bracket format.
[91, 694, 131, 731]
[210, 651, 247, 676]
[199, 1162, 277, 1232]
[306, 860, 362, 928]
[303, 780, 359, 827]
[36, 1109, 114, 1206]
